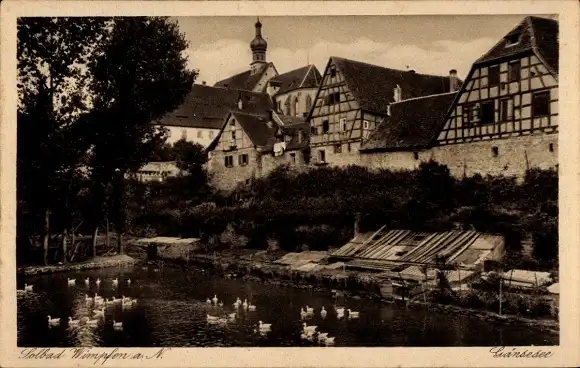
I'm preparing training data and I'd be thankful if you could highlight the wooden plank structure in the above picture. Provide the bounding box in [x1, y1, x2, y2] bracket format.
[330, 228, 504, 273]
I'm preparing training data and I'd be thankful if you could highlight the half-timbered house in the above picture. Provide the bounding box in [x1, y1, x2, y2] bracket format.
[431, 16, 559, 177]
[207, 106, 310, 192]
[307, 57, 456, 167]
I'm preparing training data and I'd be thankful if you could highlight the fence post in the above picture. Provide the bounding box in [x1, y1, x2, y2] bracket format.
[499, 271, 503, 316]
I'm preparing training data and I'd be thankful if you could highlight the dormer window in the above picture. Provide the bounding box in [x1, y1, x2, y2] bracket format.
[505, 34, 520, 47]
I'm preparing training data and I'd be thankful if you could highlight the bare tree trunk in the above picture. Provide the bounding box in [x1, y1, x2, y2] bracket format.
[61, 228, 68, 263]
[118, 231, 124, 255]
[105, 218, 110, 249]
[92, 226, 99, 258]
[43, 209, 50, 265]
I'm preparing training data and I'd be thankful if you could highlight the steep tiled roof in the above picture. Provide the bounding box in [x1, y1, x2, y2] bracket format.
[360, 92, 457, 152]
[332, 57, 453, 116]
[475, 16, 558, 74]
[159, 84, 274, 130]
[274, 113, 306, 127]
[214, 62, 275, 92]
[270, 65, 322, 95]
[232, 112, 276, 147]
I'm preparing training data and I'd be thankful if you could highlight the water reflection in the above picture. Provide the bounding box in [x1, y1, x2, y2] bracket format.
[17, 265, 558, 347]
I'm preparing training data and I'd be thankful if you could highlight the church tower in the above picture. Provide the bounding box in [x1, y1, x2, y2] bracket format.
[250, 17, 268, 74]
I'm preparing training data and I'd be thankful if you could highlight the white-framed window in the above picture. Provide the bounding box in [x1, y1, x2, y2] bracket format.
[181, 129, 187, 139]
[318, 150, 326, 162]
[197, 130, 203, 138]
[363, 120, 370, 129]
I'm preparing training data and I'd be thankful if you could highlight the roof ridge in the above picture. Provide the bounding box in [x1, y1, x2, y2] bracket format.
[232, 110, 269, 117]
[390, 91, 458, 105]
[333, 55, 448, 79]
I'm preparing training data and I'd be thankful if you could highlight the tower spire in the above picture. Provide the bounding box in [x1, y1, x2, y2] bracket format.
[250, 17, 267, 73]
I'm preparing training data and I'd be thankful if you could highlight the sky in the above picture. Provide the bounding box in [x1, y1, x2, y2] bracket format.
[174, 14, 556, 85]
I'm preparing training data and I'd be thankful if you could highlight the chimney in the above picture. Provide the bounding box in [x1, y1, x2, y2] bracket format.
[449, 69, 458, 92]
[393, 84, 402, 102]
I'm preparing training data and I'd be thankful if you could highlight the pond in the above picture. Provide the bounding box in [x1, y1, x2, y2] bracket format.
[17, 265, 558, 347]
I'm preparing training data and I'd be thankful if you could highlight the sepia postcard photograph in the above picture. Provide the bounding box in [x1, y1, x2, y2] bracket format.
[1, 1, 579, 367]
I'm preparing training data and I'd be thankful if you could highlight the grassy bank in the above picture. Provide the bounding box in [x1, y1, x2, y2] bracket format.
[17, 254, 138, 276]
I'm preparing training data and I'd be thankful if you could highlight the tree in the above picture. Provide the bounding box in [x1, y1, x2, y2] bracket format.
[17, 17, 109, 264]
[84, 17, 197, 254]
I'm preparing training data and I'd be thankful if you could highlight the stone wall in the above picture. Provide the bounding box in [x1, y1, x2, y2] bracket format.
[261, 149, 308, 176]
[209, 133, 558, 192]
[325, 133, 558, 179]
[208, 147, 261, 191]
[430, 133, 558, 178]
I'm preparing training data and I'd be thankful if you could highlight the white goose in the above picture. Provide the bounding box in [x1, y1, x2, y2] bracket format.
[317, 332, 329, 342]
[248, 303, 256, 311]
[112, 296, 122, 304]
[207, 314, 219, 323]
[86, 318, 99, 327]
[212, 295, 218, 305]
[93, 308, 105, 317]
[347, 309, 360, 319]
[47, 315, 61, 325]
[228, 312, 236, 320]
[300, 308, 309, 319]
[258, 321, 272, 331]
[24, 283, 33, 292]
[206, 298, 212, 305]
[84, 277, 90, 285]
[112, 320, 123, 329]
[305, 305, 314, 314]
[235, 297, 242, 305]
[218, 301, 224, 308]
[320, 306, 327, 318]
[94, 293, 103, 301]
[112, 278, 119, 287]
[335, 306, 345, 314]
[300, 332, 315, 341]
[85, 294, 94, 303]
[242, 299, 248, 309]
[95, 278, 101, 287]
[127, 278, 131, 287]
[324, 336, 336, 345]
[302, 323, 317, 335]
[105, 298, 115, 305]
[68, 317, 80, 327]
[67, 278, 76, 286]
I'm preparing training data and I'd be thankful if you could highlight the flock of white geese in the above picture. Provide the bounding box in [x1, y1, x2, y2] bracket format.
[19, 273, 359, 346]
[19, 276, 136, 332]
[205, 294, 361, 346]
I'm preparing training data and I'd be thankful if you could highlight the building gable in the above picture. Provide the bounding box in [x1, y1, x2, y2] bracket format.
[214, 113, 257, 152]
[436, 17, 559, 146]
